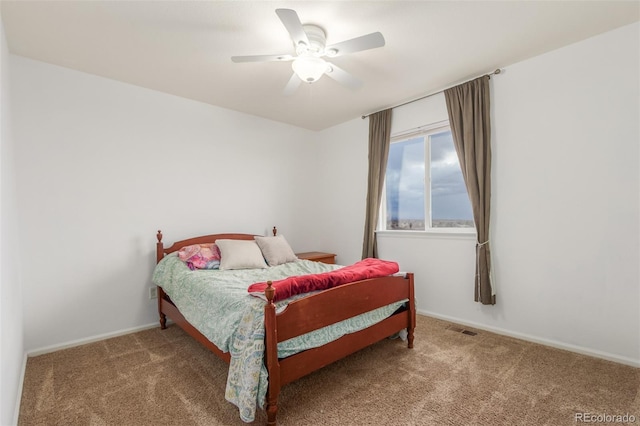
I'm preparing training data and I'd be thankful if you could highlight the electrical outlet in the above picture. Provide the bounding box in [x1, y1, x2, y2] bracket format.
[149, 287, 158, 299]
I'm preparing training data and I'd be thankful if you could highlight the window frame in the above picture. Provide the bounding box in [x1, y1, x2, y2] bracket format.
[377, 120, 476, 237]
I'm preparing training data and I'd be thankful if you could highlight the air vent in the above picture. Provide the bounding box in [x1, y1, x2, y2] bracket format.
[446, 324, 478, 336]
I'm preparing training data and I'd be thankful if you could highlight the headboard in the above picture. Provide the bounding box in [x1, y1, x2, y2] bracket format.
[156, 226, 277, 263]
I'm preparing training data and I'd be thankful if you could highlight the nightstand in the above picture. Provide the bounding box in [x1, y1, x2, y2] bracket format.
[296, 251, 337, 264]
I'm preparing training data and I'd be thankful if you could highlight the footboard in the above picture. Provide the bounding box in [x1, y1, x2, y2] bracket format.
[263, 273, 415, 424]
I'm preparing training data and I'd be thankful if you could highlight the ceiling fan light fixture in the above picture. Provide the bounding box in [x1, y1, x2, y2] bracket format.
[292, 55, 328, 83]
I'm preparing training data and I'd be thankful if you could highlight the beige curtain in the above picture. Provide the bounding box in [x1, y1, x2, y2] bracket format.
[444, 76, 495, 305]
[362, 109, 392, 259]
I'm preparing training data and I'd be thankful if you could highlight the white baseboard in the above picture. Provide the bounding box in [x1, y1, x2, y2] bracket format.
[26, 322, 161, 357]
[417, 309, 640, 368]
[12, 352, 27, 426]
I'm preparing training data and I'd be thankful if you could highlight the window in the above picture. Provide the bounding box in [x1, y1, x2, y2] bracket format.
[381, 123, 474, 231]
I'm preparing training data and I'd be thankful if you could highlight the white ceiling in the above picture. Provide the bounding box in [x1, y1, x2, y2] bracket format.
[1, 1, 638, 131]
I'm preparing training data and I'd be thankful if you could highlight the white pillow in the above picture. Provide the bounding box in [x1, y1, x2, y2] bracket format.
[216, 239, 268, 270]
[254, 235, 298, 266]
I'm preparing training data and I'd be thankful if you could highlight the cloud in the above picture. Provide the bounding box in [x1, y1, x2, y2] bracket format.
[385, 131, 473, 222]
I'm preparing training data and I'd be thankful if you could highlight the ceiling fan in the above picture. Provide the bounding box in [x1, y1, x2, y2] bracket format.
[231, 9, 385, 95]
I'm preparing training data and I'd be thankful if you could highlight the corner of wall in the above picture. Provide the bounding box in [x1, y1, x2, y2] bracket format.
[1, 13, 26, 426]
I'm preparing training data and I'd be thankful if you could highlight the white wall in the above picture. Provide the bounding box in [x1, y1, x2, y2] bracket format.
[0, 10, 24, 426]
[301, 117, 370, 265]
[488, 22, 639, 364]
[317, 22, 640, 366]
[11, 56, 319, 352]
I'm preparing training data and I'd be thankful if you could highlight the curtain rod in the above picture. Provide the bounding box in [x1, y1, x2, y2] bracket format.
[361, 68, 502, 120]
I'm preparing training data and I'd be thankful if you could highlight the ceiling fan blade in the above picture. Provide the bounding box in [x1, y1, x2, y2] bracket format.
[325, 63, 363, 90]
[283, 73, 301, 96]
[231, 54, 294, 63]
[275, 9, 310, 47]
[325, 32, 385, 57]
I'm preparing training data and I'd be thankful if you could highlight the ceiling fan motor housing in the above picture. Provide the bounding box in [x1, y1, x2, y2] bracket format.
[299, 24, 327, 55]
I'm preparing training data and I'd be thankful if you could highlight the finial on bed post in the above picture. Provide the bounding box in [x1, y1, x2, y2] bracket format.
[156, 230, 165, 264]
[272, 226, 277, 236]
[265, 281, 275, 303]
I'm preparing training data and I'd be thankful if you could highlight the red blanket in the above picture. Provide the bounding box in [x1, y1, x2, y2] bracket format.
[247, 258, 400, 302]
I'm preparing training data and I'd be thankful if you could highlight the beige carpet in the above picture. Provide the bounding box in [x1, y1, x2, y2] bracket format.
[19, 315, 639, 425]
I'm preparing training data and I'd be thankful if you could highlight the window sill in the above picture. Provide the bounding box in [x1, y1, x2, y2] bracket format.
[376, 229, 476, 240]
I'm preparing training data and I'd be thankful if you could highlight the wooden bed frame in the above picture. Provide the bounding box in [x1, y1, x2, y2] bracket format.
[155, 229, 416, 425]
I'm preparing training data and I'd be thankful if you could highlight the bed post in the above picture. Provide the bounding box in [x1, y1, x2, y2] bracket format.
[264, 281, 280, 425]
[156, 230, 165, 263]
[156, 230, 167, 330]
[407, 273, 416, 349]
